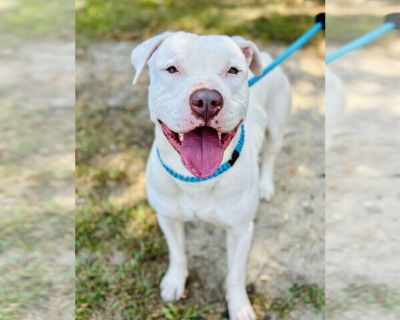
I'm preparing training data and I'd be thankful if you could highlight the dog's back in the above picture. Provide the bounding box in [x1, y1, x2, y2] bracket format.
[246, 52, 291, 200]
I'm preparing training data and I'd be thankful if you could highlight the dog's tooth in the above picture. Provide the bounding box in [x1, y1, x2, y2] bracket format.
[179, 133, 184, 142]
[218, 132, 222, 140]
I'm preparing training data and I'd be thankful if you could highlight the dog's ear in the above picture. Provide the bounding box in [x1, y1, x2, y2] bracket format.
[231, 36, 263, 76]
[131, 32, 172, 84]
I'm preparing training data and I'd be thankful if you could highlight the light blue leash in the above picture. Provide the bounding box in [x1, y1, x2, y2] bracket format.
[157, 124, 245, 182]
[158, 14, 325, 182]
[326, 13, 399, 64]
[248, 18, 324, 87]
[326, 23, 395, 63]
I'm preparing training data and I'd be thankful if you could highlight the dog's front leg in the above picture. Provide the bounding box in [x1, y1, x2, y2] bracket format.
[157, 215, 188, 301]
[226, 222, 256, 320]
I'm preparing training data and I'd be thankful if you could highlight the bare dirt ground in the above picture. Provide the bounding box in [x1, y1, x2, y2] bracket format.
[77, 40, 325, 319]
[326, 45, 400, 319]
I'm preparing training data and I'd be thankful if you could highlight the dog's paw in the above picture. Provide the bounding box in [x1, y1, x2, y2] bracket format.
[231, 303, 256, 320]
[259, 178, 275, 202]
[228, 294, 256, 320]
[160, 267, 187, 301]
[229, 298, 256, 320]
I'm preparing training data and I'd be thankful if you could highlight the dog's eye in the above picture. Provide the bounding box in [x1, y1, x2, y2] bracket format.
[228, 67, 240, 75]
[166, 66, 178, 74]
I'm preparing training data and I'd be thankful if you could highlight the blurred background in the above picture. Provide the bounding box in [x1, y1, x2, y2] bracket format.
[76, 1, 325, 319]
[0, 0, 74, 320]
[2, 0, 399, 319]
[326, 0, 400, 319]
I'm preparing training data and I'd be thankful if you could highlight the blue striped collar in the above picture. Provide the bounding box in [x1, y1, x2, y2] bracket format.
[156, 124, 245, 183]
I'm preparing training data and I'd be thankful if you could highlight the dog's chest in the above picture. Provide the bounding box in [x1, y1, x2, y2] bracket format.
[179, 189, 222, 224]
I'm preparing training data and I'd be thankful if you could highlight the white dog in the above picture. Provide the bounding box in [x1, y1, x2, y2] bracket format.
[131, 31, 291, 320]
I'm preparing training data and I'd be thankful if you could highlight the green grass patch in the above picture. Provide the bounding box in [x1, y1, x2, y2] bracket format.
[0, 0, 74, 44]
[328, 284, 400, 314]
[0, 266, 52, 320]
[76, 0, 319, 46]
[0, 202, 74, 319]
[76, 106, 153, 163]
[76, 222, 325, 319]
[268, 283, 325, 314]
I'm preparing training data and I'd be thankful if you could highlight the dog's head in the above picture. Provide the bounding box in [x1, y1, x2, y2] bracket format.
[131, 31, 262, 178]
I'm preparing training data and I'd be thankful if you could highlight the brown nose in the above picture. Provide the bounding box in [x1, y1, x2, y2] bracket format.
[189, 89, 223, 121]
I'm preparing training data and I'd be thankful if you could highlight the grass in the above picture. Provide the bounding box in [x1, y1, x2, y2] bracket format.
[77, 1, 396, 50]
[327, 284, 400, 315]
[0, 104, 74, 319]
[76, 0, 321, 47]
[0, 0, 75, 308]
[75, 104, 325, 319]
[0, 0, 74, 44]
[0, 206, 71, 319]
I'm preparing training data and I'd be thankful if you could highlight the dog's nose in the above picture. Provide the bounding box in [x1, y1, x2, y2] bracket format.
[189, 89, 223, 121]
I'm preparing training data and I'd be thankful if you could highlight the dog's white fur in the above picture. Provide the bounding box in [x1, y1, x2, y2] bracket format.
[326, 67, 345, 149]
[131, 31, 291, 320]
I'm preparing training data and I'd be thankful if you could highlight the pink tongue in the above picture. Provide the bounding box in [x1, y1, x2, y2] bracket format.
[181, 127, 224, 178]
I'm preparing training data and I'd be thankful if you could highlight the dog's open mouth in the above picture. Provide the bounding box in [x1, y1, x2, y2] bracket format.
[159, 121, 240, 178]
